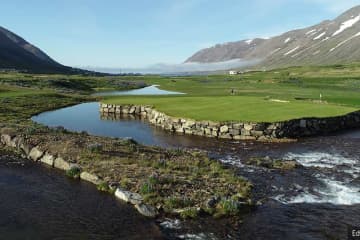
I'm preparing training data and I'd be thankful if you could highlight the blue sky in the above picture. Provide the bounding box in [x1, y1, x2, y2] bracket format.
[1, 0, 360, 68]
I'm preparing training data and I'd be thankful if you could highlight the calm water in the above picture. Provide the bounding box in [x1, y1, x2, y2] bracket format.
[0, 152, 164, 240]
[92, 85, 184, 96]
[32, 102, 210, 147]
[32, 101, 360, 240]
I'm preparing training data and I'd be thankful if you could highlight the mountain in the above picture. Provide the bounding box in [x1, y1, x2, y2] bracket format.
[186, 5, 360, 69]
[0, 26, 75, 73]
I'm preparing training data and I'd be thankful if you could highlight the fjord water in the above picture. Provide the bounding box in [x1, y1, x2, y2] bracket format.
[32, 99, 360, 239]
[0, 152, 164, 239]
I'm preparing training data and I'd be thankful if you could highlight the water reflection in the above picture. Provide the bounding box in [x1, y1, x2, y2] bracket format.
[92, 85, 185, 96]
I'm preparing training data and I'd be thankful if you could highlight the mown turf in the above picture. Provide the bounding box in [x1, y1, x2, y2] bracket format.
[104, 95, 357, 122]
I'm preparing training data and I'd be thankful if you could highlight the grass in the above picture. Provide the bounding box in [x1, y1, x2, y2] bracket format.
[102, 63, 360, 122]
[103, 95, 356, 122]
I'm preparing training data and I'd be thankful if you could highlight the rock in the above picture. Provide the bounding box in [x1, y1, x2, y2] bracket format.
[115, 188, 143, 205]
[241, 129, 251, 136]
[40, 152, 55, 167]
[135, 203, 157, 218]
[300, 120, 307, 128]
[220, 125, 229, 133]
[244, 124, 253, 131]
[250, 130, 264, 137]
[219, 133, 232, 139]
[80, 172, 102, 185]
[54, 157, 71, 171]
[1, 134, 17, 147]
[229, 129, 240, 135]
[206, 196, 220, 208]
[19, 142, 33, 156]
[29, 147, 44, 161]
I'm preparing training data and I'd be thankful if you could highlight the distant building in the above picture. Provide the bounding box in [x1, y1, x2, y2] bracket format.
[229, 70, 238, 75]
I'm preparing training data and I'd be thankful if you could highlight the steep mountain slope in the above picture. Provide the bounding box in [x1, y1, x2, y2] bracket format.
[186, 5, 360, 69]
[0, 26, 72, 73]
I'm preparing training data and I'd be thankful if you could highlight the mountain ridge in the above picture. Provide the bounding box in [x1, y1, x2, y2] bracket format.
[186, 5, 360, 69]
[0, 26, 81, 73]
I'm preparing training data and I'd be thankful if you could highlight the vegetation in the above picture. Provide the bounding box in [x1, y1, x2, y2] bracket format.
[66, 167, 81, 179]
[244, 157, 299, 170]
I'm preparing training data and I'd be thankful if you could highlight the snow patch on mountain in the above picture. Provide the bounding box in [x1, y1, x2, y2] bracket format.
[245, 39, 253, 44]
[333, 15, 360, 36]
[284, 37, 291, 43]
[305, 29, 317, 35]
[330, 32, 360, 52]
[284, 46, 300, 56]
[314, 32, 326, 40]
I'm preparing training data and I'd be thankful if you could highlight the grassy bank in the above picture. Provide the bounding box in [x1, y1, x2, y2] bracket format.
[103, 63, 360, 122]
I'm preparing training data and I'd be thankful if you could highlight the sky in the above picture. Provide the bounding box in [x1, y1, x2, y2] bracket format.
[1, 0, 360, 69]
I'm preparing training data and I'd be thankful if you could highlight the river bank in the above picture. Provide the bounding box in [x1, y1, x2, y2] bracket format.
[0, 90, 255, 226]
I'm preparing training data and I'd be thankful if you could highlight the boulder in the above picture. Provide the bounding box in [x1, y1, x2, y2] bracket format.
[40, 153, 55, 167]
[135, 203, 157, 218]
[1, 134, 16, 147]
[29, 147, 44, 161]
[115, 188, 143, 205]
[80, 172, 102, 185]
[54, 157, 71, 171]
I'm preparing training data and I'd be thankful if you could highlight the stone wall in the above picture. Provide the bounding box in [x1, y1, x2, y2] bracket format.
[100, 103, 360, 140]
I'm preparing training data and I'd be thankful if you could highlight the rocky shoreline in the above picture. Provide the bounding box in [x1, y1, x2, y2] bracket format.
[100, 103, 360, 140]
[0, 129, 158, 217]
[0, 124, 253, 220]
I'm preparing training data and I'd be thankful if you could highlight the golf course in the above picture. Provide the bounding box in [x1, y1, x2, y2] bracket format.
[102, 64, 360, 122]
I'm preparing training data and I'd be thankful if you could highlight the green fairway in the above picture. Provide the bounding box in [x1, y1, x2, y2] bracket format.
[104, 96, 357, 122]
[103, 64, 360, 122]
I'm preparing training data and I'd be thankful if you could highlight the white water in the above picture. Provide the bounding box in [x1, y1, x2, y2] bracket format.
[276, 151, 360, 205]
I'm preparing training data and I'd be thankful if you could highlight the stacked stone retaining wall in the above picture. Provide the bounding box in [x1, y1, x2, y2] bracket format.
[100, 103, 360, 140]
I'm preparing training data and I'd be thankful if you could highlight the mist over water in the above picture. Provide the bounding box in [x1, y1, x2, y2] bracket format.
[82, 58, 261, 74]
